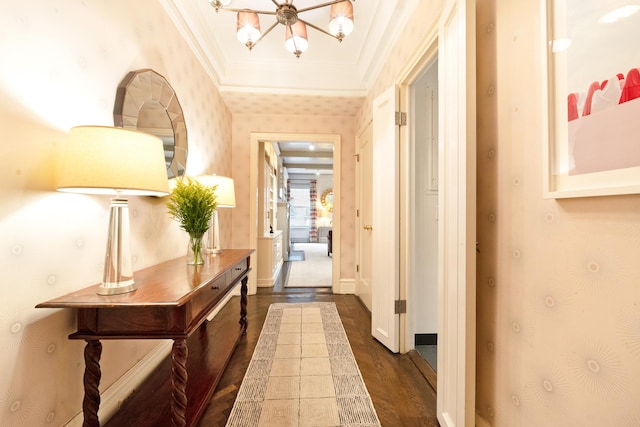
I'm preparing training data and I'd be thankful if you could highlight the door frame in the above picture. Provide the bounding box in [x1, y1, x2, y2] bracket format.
[398, 26, 441, 355]
[248, 132, 341, 295]
[405, 55, 440, 353]
[397, 0, 476, 425]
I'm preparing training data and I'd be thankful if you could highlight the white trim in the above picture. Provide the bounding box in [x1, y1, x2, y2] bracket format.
[249, 133, 341, 294]
[257, 259, 283, 287]
[335, 278, 356, 294]
[397, 16, 442, 356]
[436, 0, 477, 426]
[65, 341, 172, 426]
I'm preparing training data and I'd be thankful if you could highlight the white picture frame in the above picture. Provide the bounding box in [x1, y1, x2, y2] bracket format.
[543, 0, 640, 198]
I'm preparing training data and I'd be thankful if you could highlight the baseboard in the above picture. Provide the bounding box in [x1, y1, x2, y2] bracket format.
[407, 349, 437, 391]
[66, 341, 172, 426]
[257, 260, 283, 287]
[335, 278, 355, 294]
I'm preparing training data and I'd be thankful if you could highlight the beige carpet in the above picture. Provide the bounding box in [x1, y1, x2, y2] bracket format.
[226, 303, 381, 427]
[286, 243, 332, 287]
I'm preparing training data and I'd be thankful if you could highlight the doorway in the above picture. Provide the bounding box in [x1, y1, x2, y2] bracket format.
[409, 58, 439, 372]
[286, 187, 333, 289]
[248, 132, 342, 295]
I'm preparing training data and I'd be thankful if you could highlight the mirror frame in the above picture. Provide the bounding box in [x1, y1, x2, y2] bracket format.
[113, 68, 187, 180]
[320, 188, 334, 212]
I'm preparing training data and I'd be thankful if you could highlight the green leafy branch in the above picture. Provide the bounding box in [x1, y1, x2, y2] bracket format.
[166, 177, 218, 237]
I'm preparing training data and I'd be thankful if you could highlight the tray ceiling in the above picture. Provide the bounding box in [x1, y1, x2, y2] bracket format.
[163, 0, 419, 114]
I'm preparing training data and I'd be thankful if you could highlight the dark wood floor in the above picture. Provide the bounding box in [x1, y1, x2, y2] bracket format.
[195, 263, 439, 427]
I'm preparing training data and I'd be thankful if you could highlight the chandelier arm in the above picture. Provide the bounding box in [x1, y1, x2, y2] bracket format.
[299, 18, 342, 41]
[271, 0, 282, 7]
[250, 21, 279, 48]
[296, 0, 354, 14]
[219, 8, 277, 15]
[286, 24, 303, 58]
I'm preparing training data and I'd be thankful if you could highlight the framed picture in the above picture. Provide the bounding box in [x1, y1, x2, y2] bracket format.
[543, 0, 640, 198]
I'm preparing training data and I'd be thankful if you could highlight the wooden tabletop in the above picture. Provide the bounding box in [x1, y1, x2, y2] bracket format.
[36, 249, 254, 309]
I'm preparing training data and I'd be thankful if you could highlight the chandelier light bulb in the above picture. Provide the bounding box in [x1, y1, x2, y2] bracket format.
[285, 21, 309, 58]
[329, 1, 354, 40]
[236, 11, 261, 49]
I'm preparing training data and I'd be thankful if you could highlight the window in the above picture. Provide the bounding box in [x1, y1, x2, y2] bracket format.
[290, 188, 310, 226]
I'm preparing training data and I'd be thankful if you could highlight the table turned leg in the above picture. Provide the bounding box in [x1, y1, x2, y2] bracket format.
[82, 339, 102, 427]
[240, 276, 248, 333]
[171, 338, 188, 427]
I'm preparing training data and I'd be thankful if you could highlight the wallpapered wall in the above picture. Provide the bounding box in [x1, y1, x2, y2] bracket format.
[230, 113, 357, 280]
[476, 0, 640, 425]
[358, 0, 640, 425]
[0, 1, 232, 426]
[3, 0, 638, 426]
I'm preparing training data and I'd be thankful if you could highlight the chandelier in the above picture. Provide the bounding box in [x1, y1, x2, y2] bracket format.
[208, 0, 355, 58]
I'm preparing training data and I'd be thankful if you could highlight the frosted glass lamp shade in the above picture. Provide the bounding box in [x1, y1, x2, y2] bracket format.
[329, 1, 354, 39]
[237, 11, 261, 47]
[285, 21, 308, 58]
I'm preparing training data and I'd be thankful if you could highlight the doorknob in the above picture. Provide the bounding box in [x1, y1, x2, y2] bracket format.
[363, 224, 373, 231]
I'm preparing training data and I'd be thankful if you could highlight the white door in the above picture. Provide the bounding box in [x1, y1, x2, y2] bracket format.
[371, 85, 400, 353]
[356, 123, 373, 311]
[437, 0, 476, 426]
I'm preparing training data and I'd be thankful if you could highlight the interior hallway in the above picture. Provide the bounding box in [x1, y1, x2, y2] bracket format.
[195, 270, 439, 426]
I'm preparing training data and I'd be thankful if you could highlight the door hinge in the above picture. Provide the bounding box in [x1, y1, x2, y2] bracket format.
[356, 264, 360, 273]
[395, 111, 407, 126]
[394, 299, 407, 314]
[356, 209, 360, 217]
[354, 153, 360, 162]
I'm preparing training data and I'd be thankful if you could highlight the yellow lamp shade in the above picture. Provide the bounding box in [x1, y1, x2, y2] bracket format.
[57, 126, 170, 196]
[197, 175, 236, 207]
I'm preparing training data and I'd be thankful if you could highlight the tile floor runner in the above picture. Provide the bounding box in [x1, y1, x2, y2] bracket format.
[226, 302, 381, 427]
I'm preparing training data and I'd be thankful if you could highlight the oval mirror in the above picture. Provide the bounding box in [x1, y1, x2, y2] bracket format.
[113, 69, 187, 180]
[321, 188, 334, 212]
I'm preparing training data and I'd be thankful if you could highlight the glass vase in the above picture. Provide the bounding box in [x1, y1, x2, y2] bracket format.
[187, 234, 205, 265]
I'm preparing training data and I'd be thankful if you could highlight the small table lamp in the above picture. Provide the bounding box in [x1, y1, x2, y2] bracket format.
[57, 126, 170, 295]
[197, 175, 236, 254]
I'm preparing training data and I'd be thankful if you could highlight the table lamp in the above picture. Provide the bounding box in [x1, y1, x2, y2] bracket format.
[197, 175, 236, 254]
[57, 126, 170, 295]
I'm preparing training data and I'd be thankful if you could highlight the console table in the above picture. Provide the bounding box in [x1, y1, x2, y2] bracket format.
[36, 249, 254, 427]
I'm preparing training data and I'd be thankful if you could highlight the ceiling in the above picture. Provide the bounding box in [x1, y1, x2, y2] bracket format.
[275, 140, 334, 177]
[163, 0, 418, 176]
[164, 0, 418, 115]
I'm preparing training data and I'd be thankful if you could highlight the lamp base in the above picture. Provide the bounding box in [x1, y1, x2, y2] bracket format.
[205, 210, 222, 254]
[99, 197, 137, 295]
[97, 281, 137, 296]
